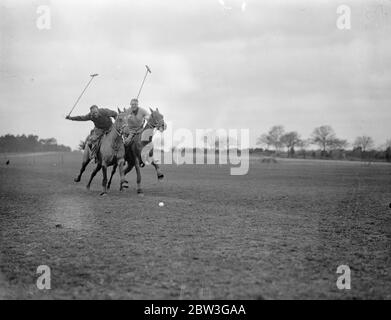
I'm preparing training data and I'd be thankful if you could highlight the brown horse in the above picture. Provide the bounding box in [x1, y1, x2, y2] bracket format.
[74, 134, 116, 184]
[85, 111, 129, 195]
[107, 108, 166, 194]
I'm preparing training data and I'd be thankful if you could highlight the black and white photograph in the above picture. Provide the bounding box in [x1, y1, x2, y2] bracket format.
[0, 0, 390, 304]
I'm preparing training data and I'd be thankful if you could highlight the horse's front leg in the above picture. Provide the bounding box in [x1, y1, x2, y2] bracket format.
[135, 157, 143, 195]
[107, 163, 117, 190]
[75, 147, 91, 182]
[100, 164, 108, 196]
[118, 159, 128, 191]
[86, 163, 102, 190]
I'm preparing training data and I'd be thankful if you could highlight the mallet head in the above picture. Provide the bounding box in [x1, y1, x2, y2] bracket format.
[145, 65, 151, 74]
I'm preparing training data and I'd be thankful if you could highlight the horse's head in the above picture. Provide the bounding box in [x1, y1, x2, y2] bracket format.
[148, 107, 166, 132]
[114, 108, 130, 135]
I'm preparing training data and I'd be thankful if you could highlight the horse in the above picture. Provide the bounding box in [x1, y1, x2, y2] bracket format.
[107, 108, 166, 194]
[74, 134, 115, 184]
[85, 110, 130, 196]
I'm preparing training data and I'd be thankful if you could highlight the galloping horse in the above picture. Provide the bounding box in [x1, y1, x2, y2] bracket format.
[74, 139, 118, 184]
[107, 108, 166, 194]
[85, 110, 129, 195]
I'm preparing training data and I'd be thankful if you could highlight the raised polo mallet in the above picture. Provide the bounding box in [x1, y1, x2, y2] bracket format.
[67, 74, 99, 117]
[136, 65, 151, 100]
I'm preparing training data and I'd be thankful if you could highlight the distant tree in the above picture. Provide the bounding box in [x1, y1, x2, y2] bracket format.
[311, 125, 334, 152]
[297, 139, 310, 158]
[311, 125, 347, 154]
[331, 138, 348, 150]
[280, 131, 301, 157]
[268, 125, 285, 151]
[386, 147, 391, 162]
[354, 136, 374, 152]
[0, 134, 70, 153]
[256, 133, 271, 150]
[257, 126, 285, 152]
[39, 137, 57, 145]
[384, 139, 391, 162]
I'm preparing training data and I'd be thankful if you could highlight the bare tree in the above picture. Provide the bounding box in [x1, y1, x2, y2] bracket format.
[331, 138, 348, 150]
[269, 125, 285, 151]
[280, 131, 301, 157]
[257, 125, 285, 152]
[297, 139, 310, 158]
[311, 125, 335, 152]
[256, 133, 271, 150]
[311, 125, 347, 153]
[354, 136, 374, 152]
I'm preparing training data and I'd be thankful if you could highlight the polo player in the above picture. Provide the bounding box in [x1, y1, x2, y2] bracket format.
[66, 105, 117, 160]
[123, 98, 150, 146]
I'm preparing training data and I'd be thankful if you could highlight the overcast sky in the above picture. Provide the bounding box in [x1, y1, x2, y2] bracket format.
[0, 0, 390, 149]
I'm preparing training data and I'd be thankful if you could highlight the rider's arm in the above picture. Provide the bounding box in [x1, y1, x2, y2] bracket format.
[68, 114, 91, 121]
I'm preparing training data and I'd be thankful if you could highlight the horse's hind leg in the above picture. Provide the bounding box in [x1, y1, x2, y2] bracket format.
[100, 164, 108, 196]
[151, 161, 164, 180]
[86, 163, 102, 190]
[135, 158, 143, 195]
[124, 162, 134, 176]
[74, 147, 91, 182]
[107, 163, 117, 190]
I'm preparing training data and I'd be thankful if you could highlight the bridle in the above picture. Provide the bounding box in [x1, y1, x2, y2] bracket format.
[145, 113, 165, 131]
[113, 115, 129, 136]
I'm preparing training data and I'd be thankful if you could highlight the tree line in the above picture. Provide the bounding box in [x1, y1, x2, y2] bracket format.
[256, 125, 391, 162]
[0, 134, 71, 153]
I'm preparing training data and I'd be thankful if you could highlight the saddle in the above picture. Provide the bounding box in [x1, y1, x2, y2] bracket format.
[125, 127, 144, 145]
[88, 129, 110, 161]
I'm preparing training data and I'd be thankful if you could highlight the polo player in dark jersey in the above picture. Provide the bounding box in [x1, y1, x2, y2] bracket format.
[66, 105, 118, 160]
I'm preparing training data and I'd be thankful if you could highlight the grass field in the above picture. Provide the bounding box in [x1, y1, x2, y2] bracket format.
[0, 152, 390, 299]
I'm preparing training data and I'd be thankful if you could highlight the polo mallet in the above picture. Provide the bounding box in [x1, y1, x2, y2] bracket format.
[136, 65, 151, 99]
[67, 74, 99, 117]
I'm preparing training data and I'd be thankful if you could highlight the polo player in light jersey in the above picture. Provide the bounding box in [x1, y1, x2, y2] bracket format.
[123, 98, 150, 146]
[66, 105, 118, 161]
